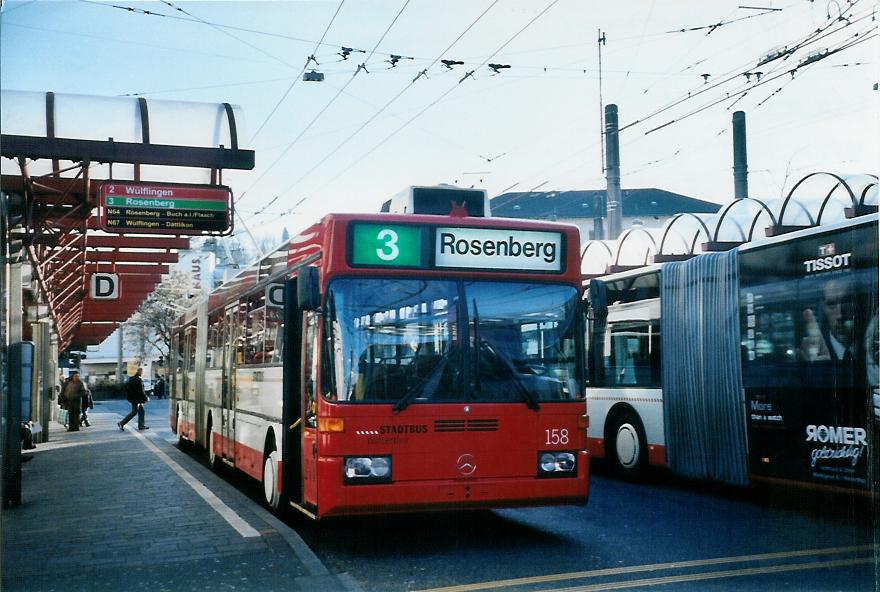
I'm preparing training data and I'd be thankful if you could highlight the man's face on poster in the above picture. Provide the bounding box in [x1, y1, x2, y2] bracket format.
[823, 279, 855, 346]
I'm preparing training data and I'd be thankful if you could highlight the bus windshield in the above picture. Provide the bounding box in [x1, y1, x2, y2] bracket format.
[326, 278, 582, 405]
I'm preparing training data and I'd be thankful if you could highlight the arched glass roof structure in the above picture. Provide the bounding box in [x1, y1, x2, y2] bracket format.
[582, 172, 878, 275]
[1, 90, 255, 349]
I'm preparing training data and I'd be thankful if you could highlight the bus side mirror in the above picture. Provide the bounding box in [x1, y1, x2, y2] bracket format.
[297, 266, 320, 311]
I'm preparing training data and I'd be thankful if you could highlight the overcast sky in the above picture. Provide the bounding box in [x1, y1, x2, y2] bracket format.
[2, 0, 877, 240]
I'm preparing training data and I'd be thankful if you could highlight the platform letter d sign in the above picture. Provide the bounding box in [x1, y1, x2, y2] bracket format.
[90, 273, 119, 300]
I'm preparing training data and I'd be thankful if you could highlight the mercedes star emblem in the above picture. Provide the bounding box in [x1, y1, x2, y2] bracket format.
[457, 453, 476, 476]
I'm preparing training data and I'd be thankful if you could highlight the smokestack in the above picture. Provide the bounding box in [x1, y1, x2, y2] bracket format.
[604, 104, 622, 239]
[733, 110, 749, 199]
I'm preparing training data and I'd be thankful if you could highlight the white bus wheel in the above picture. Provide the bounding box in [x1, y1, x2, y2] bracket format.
[608, 410, 647, 479]
[262, 449, 281, 512]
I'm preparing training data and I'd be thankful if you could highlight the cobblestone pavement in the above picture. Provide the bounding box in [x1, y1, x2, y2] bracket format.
[1, 400, 356, 591]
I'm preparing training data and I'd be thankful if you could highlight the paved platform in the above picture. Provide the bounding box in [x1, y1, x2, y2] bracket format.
[1, 400, 356, 591]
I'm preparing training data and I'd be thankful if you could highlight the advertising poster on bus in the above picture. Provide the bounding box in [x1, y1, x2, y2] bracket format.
[740, 220, 878, 490]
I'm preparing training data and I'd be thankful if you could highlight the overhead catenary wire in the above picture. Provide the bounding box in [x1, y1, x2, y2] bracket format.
[241, 0, 574, 227]
[75, 0, 495, 63]
[77, 0, 324, 47]
[461, 7, 792, 208]
[0, 0, 38, 13]
[634, 1, 793, 97]
[3, 21, 292, 69]
[641, 27, 876, 136]
[664, 5, 787, 35]
[291, 0, 564, 214]
[499, 33, 873, 198]
[12, 3, 868, 256]
[628, 4, 871, 128]
[77, 0, 730, 91]
[619, 0, 656, 96]
[482, 9, 874, 208]
[235, 0, 506, 226]
[157, 0, 299, 69]
[264, 51, 604, 227]
[236, 0, 412, 211]
[247, 0, 347, 145]
[619, 5, 873, 134]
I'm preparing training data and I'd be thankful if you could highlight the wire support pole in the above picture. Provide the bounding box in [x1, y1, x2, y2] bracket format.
[598, 29, 606, 175]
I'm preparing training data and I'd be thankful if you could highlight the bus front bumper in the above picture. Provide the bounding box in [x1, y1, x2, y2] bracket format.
[313, 453, 590, 518]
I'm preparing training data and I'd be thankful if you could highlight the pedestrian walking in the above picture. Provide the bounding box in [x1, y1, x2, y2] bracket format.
[80, 383, 94, 427]
[62, 372, 87, 432]
[153, 376, 166, 400]
[57, 375, 70, 428]
[118, 367, 150, 431]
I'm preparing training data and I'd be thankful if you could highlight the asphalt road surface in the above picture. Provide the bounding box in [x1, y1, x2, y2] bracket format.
[121, 398, 877, 592]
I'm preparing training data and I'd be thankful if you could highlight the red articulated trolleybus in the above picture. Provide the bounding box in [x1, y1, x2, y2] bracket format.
[171, 186, 589, 519]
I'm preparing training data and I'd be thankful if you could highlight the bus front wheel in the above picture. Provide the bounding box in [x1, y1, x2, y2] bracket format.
[607, 409, 647, 479]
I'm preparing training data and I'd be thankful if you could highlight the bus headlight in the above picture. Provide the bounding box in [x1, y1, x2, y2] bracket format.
[344, 456, 392, 484]
[537, 452, 577, 477]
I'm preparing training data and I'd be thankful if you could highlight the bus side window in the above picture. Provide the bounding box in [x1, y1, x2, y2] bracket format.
[207, 313, 223, 369]
[247, 294, 266, 364]
[235, 300, 247, 365]
[265, 305, 283, 364]
[303, 312, 320, 428]
[172, 333, 184, 396]
[649, 320, 661, 385]
[605, 321, 660, 388]
[186, 326, 197, 374]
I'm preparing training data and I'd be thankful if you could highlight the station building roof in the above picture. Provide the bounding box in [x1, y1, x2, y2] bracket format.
[491, 188, 721, 220]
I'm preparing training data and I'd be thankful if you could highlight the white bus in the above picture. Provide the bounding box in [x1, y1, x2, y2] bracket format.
[585, 214, 878, 492]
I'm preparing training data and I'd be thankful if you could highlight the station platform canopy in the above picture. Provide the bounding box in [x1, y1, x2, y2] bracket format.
[581, 172, 878, 277]
[1, 90, 255, 350]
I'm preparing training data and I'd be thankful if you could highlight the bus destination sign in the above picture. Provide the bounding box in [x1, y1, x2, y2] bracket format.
[349, 223, 564, 272]
[436, 227, 563, 272]
[100, 182, 232, 235]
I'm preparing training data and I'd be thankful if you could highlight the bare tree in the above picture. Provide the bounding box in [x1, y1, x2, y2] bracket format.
[124, 270, 203, 363]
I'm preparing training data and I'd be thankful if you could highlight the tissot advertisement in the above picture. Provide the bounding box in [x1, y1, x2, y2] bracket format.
[739, 221, 878, 489]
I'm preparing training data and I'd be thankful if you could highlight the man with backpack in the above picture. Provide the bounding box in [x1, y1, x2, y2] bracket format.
[118, 367, 149, 431]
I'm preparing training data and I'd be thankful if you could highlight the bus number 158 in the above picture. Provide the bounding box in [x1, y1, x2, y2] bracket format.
[545, 428, 569, 445]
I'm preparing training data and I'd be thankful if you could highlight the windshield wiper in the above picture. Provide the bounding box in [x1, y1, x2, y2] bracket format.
[393, 350, 451, 413]
[483, 340, 540, 411]
[513, 376, 540, 411]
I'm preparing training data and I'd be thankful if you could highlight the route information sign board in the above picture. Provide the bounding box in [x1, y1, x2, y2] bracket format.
[99, 182, 232, 235]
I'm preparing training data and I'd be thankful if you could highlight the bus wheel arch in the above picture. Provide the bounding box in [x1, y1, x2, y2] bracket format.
[605, 404, 647, 479]
[262, 430, 282, 513]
